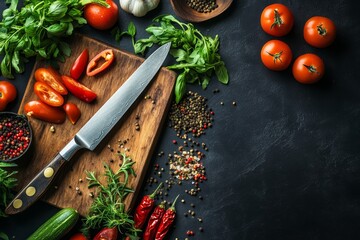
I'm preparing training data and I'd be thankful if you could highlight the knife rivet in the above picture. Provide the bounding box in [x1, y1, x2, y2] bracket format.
[26, 186, 36, 197]
[44, 167, 54, 178]
[13, 199, 23, 209]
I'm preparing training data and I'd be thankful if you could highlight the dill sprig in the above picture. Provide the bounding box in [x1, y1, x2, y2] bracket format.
[82, 152, 140, 238]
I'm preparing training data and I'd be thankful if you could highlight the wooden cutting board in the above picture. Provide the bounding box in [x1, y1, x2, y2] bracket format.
[16, 34, 176, 216]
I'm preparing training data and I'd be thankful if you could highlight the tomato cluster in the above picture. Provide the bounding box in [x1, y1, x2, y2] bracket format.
[25, 49, 115, 124]
[260, 3, 336, 84]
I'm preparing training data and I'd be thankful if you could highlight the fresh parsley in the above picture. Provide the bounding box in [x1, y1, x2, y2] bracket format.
[0, 0, 109, 79]
[134, 15, 229, 103]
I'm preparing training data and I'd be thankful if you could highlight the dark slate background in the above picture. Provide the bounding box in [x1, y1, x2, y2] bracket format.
[1, 0, 360, 239]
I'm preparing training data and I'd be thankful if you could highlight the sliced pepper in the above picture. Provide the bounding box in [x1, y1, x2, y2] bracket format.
[86, 49, 114, 76]
[61, 75, 97, 103]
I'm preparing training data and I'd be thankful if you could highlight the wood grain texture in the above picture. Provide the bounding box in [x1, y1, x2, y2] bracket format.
[16, 34, 176, 216]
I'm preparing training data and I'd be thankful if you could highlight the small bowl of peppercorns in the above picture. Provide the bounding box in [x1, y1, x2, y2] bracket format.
[170, 0, 233, 23]
[0, 112, 33, 164]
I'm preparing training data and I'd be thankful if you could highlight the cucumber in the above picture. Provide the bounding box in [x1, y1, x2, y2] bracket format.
[27, 208, 79, 240]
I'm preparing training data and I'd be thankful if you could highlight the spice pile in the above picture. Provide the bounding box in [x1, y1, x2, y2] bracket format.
[186, 0, 218, 13]
[169, 91, 214, 138]
[0, 115, 31, 161]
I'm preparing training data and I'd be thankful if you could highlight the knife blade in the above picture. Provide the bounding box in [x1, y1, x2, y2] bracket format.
[5, 42, 171, 215]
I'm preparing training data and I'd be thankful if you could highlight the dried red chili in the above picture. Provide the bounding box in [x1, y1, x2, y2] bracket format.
[155, 195, 179, 240]
[143, 202, 166, 240]
[133, 182, 163, 229]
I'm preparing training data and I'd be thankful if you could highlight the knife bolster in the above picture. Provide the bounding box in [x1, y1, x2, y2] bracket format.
[60, 138, 84, 161]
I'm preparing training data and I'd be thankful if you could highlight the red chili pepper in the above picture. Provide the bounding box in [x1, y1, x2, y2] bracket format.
[93, 227, 118, 240]
[133, 183, 163, 230]
[71, 49, 89, 80]
[61, 75, 97, 103]
[86, 49, 114, 77]
[155, 195, 179, 240]
[143, 202, 166, 240]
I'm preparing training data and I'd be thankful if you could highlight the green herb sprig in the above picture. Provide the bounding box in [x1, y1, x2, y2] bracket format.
[0, 162, 17, 218]
[82, 153, 139, 238]
[133, 15, 229, 103]
[0, 0, 109, 79]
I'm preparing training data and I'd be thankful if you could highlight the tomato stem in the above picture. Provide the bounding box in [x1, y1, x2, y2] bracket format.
[266, 51, 283, 63]
[303, 64, 319, 74]
[271, 9, 283, 29]
[316, 24, 327, 36]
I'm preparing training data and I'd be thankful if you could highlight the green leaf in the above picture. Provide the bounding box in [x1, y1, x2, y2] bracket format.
[128, 22, 136, 36]
[75, 17, 87, 25]
[0, 54, 13, 79]
[46, 23, 68, 36]
[0, 231, 9, 240]
[47, 1, 68, 20]
[37, 48, 47, 58]
[175, 71, 187, 103]
[11, 51, 24, 73]
[201, 75, 210, 89]
[170, 48, 188, 62]
[66, 22, 74, 35]
[58, 41, 71, 56]
[215, 62, 229, 84]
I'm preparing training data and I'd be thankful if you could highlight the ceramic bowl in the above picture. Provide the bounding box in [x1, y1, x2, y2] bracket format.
[0, 112, 33, 164]
[170, 0, 233, 22]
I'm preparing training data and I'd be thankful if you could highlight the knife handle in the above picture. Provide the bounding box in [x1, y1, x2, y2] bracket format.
[5, 153, 66, 215]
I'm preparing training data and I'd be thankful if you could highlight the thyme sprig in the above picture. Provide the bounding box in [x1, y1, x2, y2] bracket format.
[82, 153, 140, 238]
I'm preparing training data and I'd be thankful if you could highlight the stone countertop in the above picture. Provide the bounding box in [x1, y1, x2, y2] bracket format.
[1, 0, 360, 239]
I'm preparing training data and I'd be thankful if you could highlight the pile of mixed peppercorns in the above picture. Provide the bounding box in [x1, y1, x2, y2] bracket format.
[169, 91, 214, 138]
[0, 114, 31, 161]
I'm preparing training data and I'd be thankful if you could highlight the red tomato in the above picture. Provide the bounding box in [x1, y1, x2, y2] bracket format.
[61, 75, 97, 103]
[260, 3, 294, 37]
[84, 0, 118, 30]
[70, 49, 89, 80]
[63, 102, 81, 125]
[260, 40, 293, 71]
[93, 228, 118, 240]
[0, 81, 17, 111]
[86, 49, 115, 77]
[292, 53, 325, 84]
[24, 100, 66, 124]
[304, 16, 336, 48]
[34, 67, 68, 95]
[34, 82, 64, 107]
[69, 233, 88, 240]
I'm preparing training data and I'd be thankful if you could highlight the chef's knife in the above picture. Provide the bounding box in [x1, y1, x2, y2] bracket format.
[5, 42, 171, 215]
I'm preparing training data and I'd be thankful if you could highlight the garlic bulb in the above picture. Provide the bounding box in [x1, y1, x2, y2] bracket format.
[120, 0, 160, 17]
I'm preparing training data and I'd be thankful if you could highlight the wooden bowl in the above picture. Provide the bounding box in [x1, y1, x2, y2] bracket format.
[170, 0, 233, 22]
